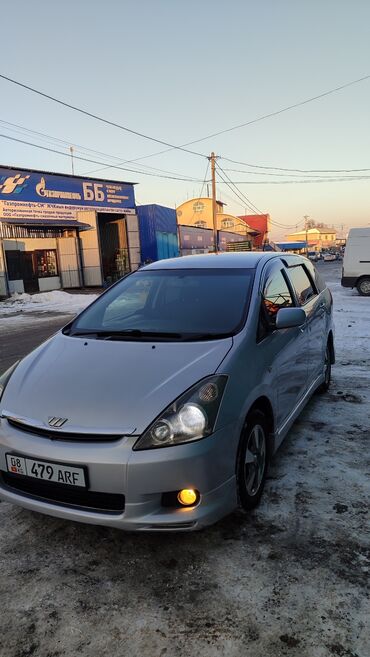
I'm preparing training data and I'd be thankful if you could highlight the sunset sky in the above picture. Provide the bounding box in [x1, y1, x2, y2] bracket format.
[1, 0, 370, 240]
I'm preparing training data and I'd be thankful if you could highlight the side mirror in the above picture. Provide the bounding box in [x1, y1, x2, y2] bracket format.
[275, 307, 306, 330]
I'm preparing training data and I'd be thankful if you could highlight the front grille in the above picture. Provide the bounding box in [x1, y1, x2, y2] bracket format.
[0, 472, 125, 514]
[6, 418, 123, 443]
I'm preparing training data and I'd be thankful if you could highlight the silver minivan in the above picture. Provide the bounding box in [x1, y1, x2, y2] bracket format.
[0, 252, 334, 531]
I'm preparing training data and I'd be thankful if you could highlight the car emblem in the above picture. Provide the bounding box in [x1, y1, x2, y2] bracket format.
[48, 417, 68, 428]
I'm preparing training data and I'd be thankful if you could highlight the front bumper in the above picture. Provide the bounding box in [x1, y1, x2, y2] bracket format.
[0, 418, 238, 531]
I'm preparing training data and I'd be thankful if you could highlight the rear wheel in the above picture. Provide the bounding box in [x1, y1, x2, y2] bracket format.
[356, 277, 370, 296]
[237, 410, 269, 511]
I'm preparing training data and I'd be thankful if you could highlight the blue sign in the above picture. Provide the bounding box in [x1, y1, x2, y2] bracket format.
[0, 166, 136, 211]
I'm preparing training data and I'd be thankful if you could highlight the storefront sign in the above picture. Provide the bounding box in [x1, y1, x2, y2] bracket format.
[0, 200, 135, 221]
[0, 167, 136, 220]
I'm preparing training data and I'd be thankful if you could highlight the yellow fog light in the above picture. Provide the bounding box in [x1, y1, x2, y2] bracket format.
[177, 489, 198, 506]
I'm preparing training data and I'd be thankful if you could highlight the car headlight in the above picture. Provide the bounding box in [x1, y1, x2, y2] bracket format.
[134, 375, 228, 450]
[0, 361, 20, 402]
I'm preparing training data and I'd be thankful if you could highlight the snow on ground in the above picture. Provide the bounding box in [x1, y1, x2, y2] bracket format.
[0, 262, 369, 657]
[0, 289, 98, 317]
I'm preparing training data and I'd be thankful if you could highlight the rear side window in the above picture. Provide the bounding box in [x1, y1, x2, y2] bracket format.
[305, 260, 326, 292]
[287, 265, 316, 305]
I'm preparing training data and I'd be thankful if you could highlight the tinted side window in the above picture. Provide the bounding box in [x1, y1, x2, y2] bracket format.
[287, 265, 316, 305]
[305, 260, 326, 293]
[258, 269, 294, 341]
[263, 269, 294, 320]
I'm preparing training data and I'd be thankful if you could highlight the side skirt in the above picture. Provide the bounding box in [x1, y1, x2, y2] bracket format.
[272, 373, 325, 452]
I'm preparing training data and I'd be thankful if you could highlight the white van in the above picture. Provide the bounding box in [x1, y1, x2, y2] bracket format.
[342, 227, 370, 296]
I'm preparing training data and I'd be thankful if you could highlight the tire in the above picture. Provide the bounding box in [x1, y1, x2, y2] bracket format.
[236, 410, 269, 511]
[356, 277, 370, 297]
[318, 343, 332, 393]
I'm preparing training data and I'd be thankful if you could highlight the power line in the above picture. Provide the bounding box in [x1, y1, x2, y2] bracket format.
[196, 74, 370, 144]
[0, 73, 207, 159]
[216, 162, 263, 213]
[216, 166, 259, 214]
[221, 159, 370, 174]
[96, 72, 370, 168]
[99, 72, 370, 166]
[2, 72, 370, 173]
[0, 118, 203, 180]
[221, 167, 370, 179]
[217, 176, 370, 184]
[0, 134, 204, 182]
[216, 163, 309, 229]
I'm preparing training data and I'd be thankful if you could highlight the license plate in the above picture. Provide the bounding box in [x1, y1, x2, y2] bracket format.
[6, 454, 86, 488]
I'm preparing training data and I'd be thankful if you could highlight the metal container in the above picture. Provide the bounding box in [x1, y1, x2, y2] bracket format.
[137, 205, 179, 263]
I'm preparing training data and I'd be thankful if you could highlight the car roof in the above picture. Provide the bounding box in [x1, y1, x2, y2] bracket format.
[141, 252, 287, 270]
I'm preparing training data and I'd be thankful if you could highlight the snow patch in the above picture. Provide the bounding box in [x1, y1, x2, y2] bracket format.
[0, 290, 98, 316]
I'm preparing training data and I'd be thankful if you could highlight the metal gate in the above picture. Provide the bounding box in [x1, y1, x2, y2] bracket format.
[57, 237, 81, 288]
[156, 231, 179, 260]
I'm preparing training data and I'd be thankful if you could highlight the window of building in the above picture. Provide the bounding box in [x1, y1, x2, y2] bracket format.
[286, 265, 316, 305]
[35, 250, 58, 278]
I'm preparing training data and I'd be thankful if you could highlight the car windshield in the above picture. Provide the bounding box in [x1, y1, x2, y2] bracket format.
[68, 268, 254, 340]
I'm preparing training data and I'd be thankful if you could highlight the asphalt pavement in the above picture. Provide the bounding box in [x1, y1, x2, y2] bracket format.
[1, 258, 368, 657]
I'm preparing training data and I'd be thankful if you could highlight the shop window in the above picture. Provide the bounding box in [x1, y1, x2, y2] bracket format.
[35, 250, 58, 278]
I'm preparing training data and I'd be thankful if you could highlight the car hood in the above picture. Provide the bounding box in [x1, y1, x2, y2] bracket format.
[2, 333, 233, 435]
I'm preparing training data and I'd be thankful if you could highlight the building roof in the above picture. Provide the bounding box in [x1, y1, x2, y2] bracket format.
[0, 164, 136, 186]
[2, 218, 91, 230]
[275, 241, 307, 250]
[288, 227, 336, 236]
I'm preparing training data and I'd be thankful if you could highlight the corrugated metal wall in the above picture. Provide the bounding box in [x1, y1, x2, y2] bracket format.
[137, 205, 179, 262]
[178, 225, 245, 252]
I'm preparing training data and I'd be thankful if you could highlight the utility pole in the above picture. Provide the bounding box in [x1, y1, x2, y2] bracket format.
[70, 146, 75, 175]
[304, 214, 309, 256]
[209, 152, 218, 254]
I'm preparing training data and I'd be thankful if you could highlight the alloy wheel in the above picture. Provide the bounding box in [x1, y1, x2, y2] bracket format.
[359, 279, 370, 295]
[244, 424, 266, 496]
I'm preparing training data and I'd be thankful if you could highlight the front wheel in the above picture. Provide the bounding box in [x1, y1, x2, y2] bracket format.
[318, 344, 332, 393]
[237, 410, 269, 511]
[357, 277, 370, 296]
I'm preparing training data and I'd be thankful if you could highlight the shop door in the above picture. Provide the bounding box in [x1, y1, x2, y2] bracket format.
[5, 250, 39, 294]
[22, 253, 39, 293]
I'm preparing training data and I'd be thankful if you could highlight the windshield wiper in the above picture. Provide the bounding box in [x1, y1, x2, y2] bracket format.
[69, 329, 184, 340]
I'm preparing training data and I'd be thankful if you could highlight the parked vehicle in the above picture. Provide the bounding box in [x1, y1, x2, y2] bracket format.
[342, 228, 370, 296]
[323, 253, 336, 262]
[308, 252, 322, 262]
[0, 253, 335, 531]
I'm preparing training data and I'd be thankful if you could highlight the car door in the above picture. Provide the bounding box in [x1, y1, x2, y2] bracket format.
[257, 261, 308, 430]
[285, 261, 325, 386]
